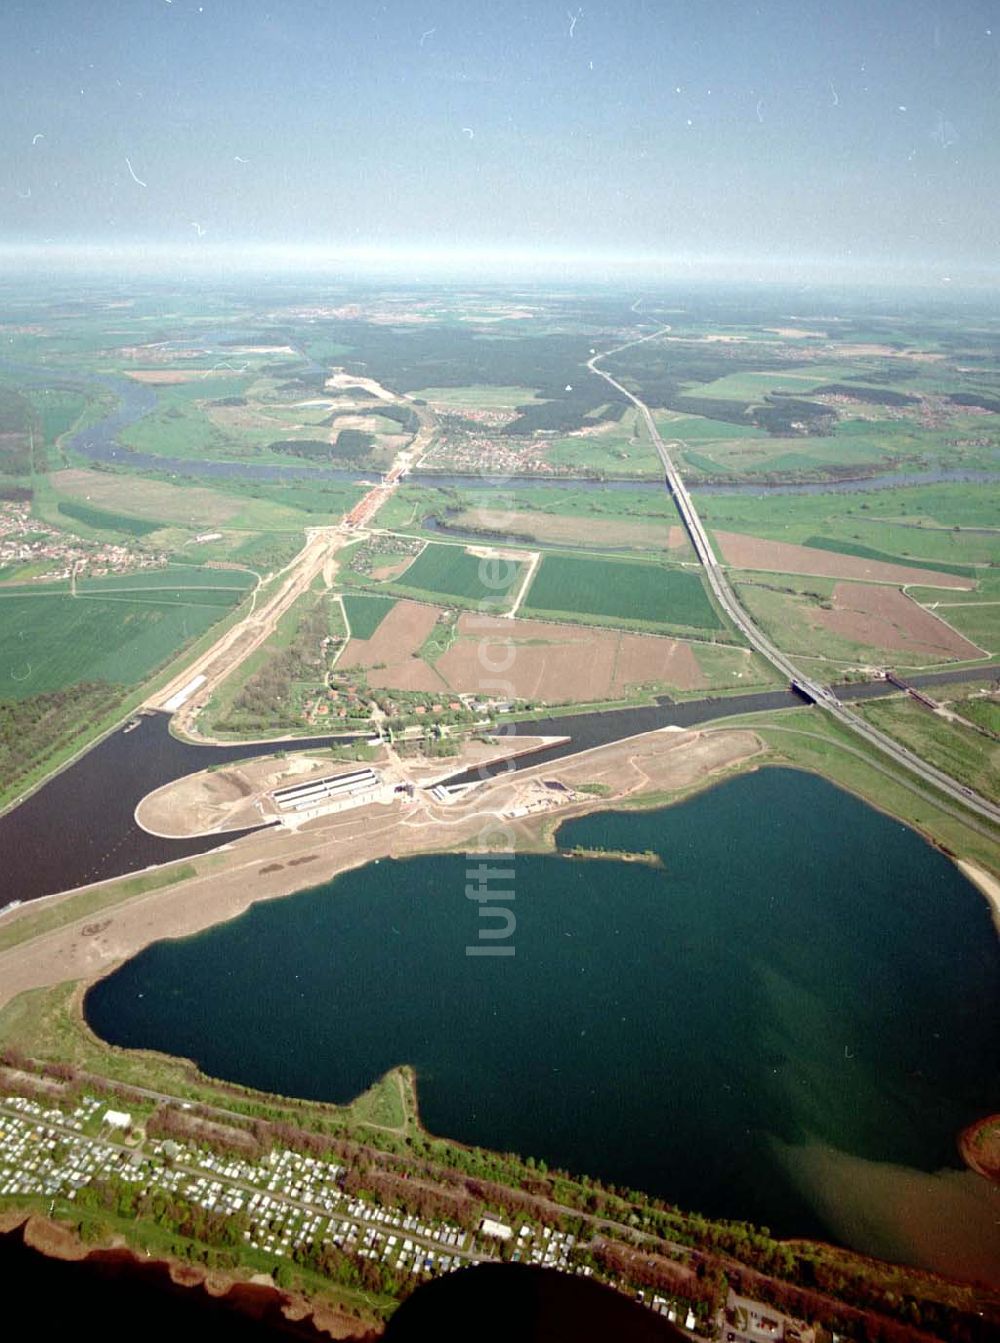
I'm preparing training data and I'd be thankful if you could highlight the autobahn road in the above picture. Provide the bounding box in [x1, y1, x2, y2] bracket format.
[588, 328, 1000, 828]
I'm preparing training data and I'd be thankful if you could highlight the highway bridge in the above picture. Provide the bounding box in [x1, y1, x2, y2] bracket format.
[588, 330, 1000, 828]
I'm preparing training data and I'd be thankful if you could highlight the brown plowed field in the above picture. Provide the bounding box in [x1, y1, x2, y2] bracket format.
[124, 370, 197, 384]
[438, 614, 704, 700]
[339, 605, 706, 702]
[816, 583, 985, 659]
[338, 599, 446, 692]
[714, 530, 973, 590]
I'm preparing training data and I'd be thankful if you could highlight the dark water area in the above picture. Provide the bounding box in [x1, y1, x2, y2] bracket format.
[0, 713, 365, 905]
[0, 1226, 346, 1342]
[0, 1229, 674, 1343]
[383, 1262, 683, 1342]
[85, 769, 1000, 1262]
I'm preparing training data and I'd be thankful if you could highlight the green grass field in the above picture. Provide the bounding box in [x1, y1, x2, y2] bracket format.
[859, 697, 1000, 799]
[57, 500, 160, 536]
[75, 564, 256, 593]
[387, 542, 524, 606]
[655, 411, 769, 441]
[0, 567, 254, 697]
[801, 535, 976, 578]
[923, 602, 1000, 653]
[522, 554, 721, 631]
[342, 592, 396, 639]
[28, 387, 89, 444]
[954, 697, 1000, 734]
[542, 413, 662, 476]
[694, 484, 1000, 568]
[680, 366, 849, 402]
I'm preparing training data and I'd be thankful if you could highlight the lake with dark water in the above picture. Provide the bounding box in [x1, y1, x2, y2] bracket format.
[85, 768, 1000, 1282]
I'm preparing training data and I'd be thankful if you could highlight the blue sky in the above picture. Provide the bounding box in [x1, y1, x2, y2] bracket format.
[0, 1, 996, 278]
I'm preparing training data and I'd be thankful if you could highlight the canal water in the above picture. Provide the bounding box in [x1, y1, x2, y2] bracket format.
[84, 768, 1000, 1282]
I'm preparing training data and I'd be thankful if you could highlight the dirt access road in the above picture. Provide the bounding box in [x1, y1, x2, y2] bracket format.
[146, 526, 347, 737]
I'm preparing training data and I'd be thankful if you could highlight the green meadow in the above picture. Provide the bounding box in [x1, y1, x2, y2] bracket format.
[342, 593, 397, 639]
[522, 553, 721, 632]
[384, 542, 524, 607]
[0, 567, 254, 698]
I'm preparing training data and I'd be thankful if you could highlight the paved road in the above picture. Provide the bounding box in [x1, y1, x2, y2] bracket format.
[588, 330, 1000, 827]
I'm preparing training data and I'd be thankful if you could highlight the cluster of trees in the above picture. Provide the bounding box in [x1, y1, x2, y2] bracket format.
[147, 1105, 266, 1161]
[0, 682, 122, 799]
[223, 599, 336, 729]
[74, 1173, 249, 1262]
[268, 435, 377, 463]
[753, 395, 836, 436]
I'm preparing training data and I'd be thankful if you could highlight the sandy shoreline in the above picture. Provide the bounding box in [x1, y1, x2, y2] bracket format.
[956, 860, 1000, 939]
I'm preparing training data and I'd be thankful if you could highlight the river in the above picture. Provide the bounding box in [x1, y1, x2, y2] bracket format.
[47, 367, 999, 495]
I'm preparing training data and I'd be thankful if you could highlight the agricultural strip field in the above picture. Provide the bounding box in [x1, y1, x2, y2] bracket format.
[376, 482, 691, 545]
[521, 554, 722, 633]
[693, 484, 1000, 568]
[734, 578, 986, 668]
[711, 531, 974, 590]
[338, 605, 764, 703]
[0, 595, 238, 696]
[43, 469, 364, 534]
[378, 541, 525, 608]
[56, 501, 160, 536]
[423, 508, 689, 555]
[799, 536, 975, 579]
[342, 593, 396, 640]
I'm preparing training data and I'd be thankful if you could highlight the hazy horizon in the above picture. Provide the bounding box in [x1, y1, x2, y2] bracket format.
[2, 1, 997, 286]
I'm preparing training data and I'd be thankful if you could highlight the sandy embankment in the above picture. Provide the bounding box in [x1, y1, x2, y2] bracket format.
[956, 860, 1000, 939]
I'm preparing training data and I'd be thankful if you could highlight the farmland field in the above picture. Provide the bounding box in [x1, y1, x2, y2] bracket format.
[43, 469, 365, 536]
[0, 587, 247, 697]
[922, 601, 1000, 653]
[342, 593, 396, 640]
[679, 367, 851, 402]
[75, 564, 256, 594]
[800, 536, 975, 579]
[384, 542, 524, 607]
[734, 578, 984, 668]
[694, 484, 1000, 568]
[712, 531, 974, 590]
[57, 500, 160, 536]
[522, 554, 721, 632]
